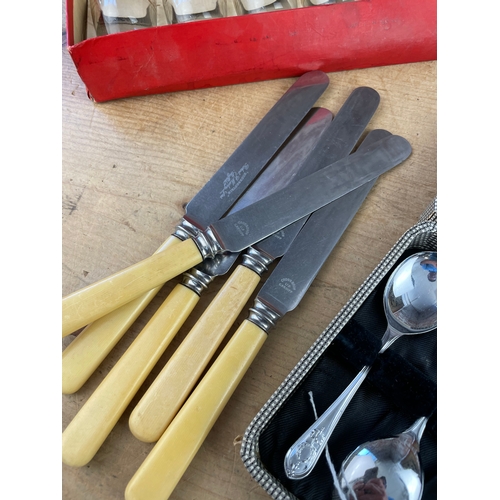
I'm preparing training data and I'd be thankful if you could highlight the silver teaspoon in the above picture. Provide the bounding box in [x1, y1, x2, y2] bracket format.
[284, 251, 437, 480]
[339, 416, 428, 500]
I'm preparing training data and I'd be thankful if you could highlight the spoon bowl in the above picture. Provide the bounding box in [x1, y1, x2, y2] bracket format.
[339, 417, 428, 500]
[284, 251, 437, 480]
[380, 251, 437, 351]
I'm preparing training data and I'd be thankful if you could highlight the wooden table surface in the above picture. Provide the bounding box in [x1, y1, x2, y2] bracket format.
[62, 17, 437, 498]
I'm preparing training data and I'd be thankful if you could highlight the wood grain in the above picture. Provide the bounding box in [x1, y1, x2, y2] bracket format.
[62, 12, 436, 498]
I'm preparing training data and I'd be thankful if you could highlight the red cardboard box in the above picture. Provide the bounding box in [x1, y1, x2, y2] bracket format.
[66, 0, 436, 102]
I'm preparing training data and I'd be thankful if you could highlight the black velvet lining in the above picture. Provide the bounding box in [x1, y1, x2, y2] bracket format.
[257, 248, 437, 500]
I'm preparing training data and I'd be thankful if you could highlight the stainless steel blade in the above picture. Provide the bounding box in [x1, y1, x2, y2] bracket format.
[256, 129, 392, 317]
[227, 108, 334, 214]
[61, 124, 406, 336]
[183, 71, 329, 230]
[194, 107, 333, 277]
[207, 134, 411, 254]
[252, 86, 380, 261]
[195, 86, 379, 277]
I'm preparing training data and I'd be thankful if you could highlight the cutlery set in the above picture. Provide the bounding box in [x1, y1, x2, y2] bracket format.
[62, 70, 434, 499]
[88, 0, 325, 36]
[284, 251, 437, 499]
[62, 71, 332, 337]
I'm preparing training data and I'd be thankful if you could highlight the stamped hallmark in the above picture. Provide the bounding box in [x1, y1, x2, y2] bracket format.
[234, 221, 250, 237]
[278, 277, 296, 293]
[219, 164, 250, 199]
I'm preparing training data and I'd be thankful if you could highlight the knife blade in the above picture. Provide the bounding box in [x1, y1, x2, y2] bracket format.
[62, 133, 410, 336]
[123, 130, 393, 500]
[61, 108, 334, 467]
[62, 107, 333, 395]
[182, 71, 330, 231]
[127, 87, 381, 443]
[61, 70, 329, 337]
[194, 86, 381, 278]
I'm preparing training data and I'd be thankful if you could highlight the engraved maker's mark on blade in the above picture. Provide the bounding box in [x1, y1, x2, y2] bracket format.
[234, 221, 250, 237]
[278, 278, 296, 293]
[219, 164, 250, 199]
[272, 230, 286, 240]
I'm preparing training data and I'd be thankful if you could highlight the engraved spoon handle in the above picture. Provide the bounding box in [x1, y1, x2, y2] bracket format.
[284, 364, 371, 480]
[284, 325, 401, 480]
[285, 251, 437, 480]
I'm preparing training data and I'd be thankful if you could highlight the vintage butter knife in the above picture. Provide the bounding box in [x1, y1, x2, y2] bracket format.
[62, 107, 333, 394]
[63, 133, 410, 336]
[123, 131, 393, 500]
[61, 107, 333, 466]
[128, 88, 382, 443]
[62, 134, 409, 469]
[61, 70, 330, 337]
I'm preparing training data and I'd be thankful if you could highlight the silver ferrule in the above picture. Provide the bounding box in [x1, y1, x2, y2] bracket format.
[173, 221, 223, 260]
[241, 247, 274, 276]
[248, 298, 281, 333]
[192, 227, 224, 260]
[172, 219, 201, 241]
[181, 267, 215, 296]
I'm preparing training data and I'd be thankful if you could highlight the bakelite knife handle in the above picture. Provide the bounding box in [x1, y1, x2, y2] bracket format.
[62, 283, 200, 467]
[129, 265, 261, 443]
[62, 237, 203, 337]
[125, 319, 267, 500]
[62, 235, 181, 394]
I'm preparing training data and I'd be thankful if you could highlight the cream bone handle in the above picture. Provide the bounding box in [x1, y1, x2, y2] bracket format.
[62, 283, 200, 467]
[62, 235, 181, 394]
[62, 237, 203, 337]
[125, 319, 267, 500]
[128, 264, 262, 443]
